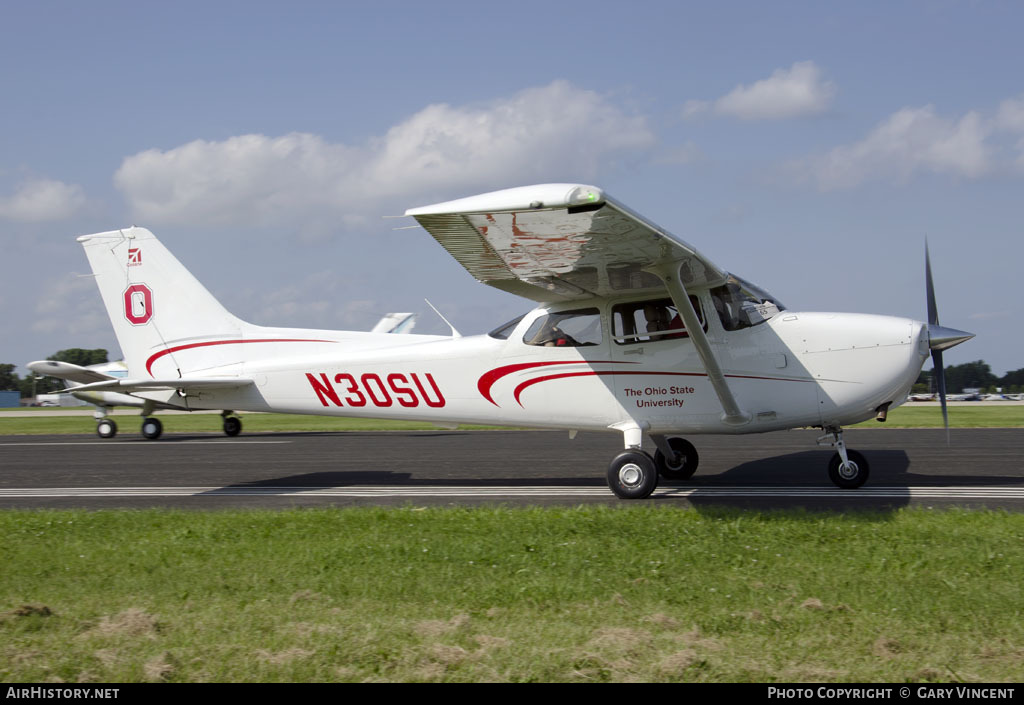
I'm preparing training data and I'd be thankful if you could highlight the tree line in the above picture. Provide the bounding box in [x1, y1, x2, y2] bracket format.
[1, 350, 1021, 397]
[913, 360, 1024, 394]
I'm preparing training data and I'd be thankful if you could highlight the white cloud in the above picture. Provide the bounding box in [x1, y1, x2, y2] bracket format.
[995, 95, 1024, 132]
[969, 311, 1011, 321]
[114, 81, 654, 228]
[796, 105, 993, 190]
[0, 178, 87, 221]
[686, 61, 835, 120]
[654, 141, 704, 165]
[30, 274, 108, 339]
[995, 94, 1024, 168]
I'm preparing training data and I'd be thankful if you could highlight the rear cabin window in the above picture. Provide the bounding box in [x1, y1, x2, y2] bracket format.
[523, 308, 602, 347]
[612, 297, 705, 345]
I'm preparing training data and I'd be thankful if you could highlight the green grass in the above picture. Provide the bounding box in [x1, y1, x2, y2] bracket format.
[851, 405, 1024, 428]
[1, 506, 1022, 682]
[0, 405, 1022, 435]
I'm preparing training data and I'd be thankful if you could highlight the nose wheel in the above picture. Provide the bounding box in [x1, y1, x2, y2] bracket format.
[828, 449, 869, 489]
[820, 427, 870, 489]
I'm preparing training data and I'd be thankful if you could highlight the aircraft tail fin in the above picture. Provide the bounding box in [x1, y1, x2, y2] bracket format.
[78, 227, 245, 378]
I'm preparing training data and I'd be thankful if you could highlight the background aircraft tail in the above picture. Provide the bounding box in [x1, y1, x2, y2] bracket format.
[78, 227, 246, 378]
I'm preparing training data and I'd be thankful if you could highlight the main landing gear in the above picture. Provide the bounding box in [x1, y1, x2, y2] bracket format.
[93, 413, 163, 440]
[222, 411, 242, 437]
[141, 416, 163, 440]
[606, 433, 701, 500]
[96, 417, 117, 439]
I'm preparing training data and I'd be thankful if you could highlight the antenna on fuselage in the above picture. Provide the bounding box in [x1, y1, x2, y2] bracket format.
[424, 299, 462, 338]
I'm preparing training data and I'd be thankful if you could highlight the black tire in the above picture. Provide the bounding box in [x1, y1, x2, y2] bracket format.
[223, 416, 242, 437]
[828, 449, 869, 489]
[141, 417, 163, 440]
[96, 419, 117, 439]
[606, 450, 659, 500]
[654, 437, 699, 481]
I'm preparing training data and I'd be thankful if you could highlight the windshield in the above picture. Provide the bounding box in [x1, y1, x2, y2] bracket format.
[488, 314, 526, 340]
[523, 308, 602, 347]
[710, 275, 786, 331]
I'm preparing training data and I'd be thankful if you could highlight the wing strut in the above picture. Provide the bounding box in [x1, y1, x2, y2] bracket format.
[659, 267, 750, 425]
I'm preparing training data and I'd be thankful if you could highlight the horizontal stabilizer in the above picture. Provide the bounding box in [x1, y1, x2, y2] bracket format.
[27, 360, 116, 385]
[56, 377, 255, 394]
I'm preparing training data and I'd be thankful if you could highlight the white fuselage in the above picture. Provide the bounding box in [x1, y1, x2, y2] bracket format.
[137, 295, 929, 437]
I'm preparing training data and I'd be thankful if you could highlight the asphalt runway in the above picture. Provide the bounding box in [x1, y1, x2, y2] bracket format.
[0, 428, 1021, 511]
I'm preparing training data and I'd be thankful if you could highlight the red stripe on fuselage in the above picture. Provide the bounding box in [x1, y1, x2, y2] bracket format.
[145, 338, 334, 376]
[511, 370, 815, 406]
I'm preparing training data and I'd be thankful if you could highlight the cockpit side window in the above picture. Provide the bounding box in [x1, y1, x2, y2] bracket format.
[523, 308, 602, 347]
[710, 275, 785, 331]
[611, 296, 705, 345]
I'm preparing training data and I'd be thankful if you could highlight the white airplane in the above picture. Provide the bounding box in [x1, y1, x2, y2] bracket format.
[28, 314, 416, 439]
[59, 183, 973, 498]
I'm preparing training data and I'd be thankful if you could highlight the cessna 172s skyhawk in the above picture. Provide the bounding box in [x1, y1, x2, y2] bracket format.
[62, 183, 973, 498]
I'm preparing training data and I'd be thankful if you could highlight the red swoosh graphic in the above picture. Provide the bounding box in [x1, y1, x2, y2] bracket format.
[145, 338, 333, 376]
[477, 360, 633, 406]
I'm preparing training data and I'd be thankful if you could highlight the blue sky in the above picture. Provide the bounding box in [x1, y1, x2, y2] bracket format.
[2, 1, 1021, 377]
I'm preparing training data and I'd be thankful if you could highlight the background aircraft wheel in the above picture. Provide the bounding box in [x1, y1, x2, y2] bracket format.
[96, 419, 117, 439]
[141, 417, 163, 440]
[828, 450, 869, 489]
[654, 437, 699, 480]
[607, 450, 659, 500]
[223, 416, 242, 437]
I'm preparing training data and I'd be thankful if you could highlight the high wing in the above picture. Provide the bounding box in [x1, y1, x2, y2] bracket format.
[406, 184, 728, 302]
[408, 183, 751, 425]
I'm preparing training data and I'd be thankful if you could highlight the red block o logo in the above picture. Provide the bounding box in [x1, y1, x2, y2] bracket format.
[123, 284, 153, 325]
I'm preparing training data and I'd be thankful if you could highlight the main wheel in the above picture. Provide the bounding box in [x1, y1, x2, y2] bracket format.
[607, 450, 659, 500]
[141, 417, 163, 440]
[654, 437, 699, 481]
[828, 449, 869, 489]
[96, 419, 117, 439]
[223, 416, 242, 437]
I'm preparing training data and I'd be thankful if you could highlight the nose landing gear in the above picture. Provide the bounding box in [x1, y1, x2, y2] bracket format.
[819, 426, 870, 489]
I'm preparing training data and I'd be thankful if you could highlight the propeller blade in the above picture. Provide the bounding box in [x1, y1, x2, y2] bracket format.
[931, 348, 949, 445]
[925, 241, 939, 326]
